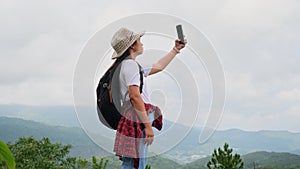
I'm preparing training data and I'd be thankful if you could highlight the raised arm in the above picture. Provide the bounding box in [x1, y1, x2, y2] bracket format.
[149, 39, 186, 75]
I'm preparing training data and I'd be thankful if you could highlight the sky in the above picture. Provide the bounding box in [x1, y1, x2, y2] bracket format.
[0, 0, 300, 132]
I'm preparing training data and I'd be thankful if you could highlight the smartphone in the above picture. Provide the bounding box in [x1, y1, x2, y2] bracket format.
[176, 24, 185, 44]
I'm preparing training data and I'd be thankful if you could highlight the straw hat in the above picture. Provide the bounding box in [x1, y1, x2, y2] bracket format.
[111, 28, 144, 59]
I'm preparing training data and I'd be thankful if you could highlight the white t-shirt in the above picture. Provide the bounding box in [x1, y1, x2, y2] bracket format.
[119, 59, 152, 103]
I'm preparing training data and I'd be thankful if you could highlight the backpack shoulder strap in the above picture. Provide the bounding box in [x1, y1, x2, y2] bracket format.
[137, 63, 143, 94]
[124, 58, 143, 94]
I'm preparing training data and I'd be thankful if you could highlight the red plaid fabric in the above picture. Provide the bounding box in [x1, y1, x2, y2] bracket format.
[113, 101, 163, 168]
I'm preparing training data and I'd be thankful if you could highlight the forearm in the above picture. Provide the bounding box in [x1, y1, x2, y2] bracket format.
[130, 95, 151, 127]
[130, 92, 154, 144]
[153, 48, 178, 71]
[149, 48, 179, 75]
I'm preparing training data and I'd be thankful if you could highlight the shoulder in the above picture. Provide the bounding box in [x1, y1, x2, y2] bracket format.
[122, 59, 138, 65]
[120, 60, 141, 85]
[122, 59, 139, 70]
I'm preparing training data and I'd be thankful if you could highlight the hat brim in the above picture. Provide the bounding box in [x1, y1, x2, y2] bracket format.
[112, 31, 145, 59]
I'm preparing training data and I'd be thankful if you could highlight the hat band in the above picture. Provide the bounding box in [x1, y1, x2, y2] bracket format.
[113, 35, 135, 54]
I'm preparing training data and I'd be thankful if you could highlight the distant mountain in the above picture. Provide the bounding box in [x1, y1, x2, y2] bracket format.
[243, 151, 300, 168]
[0, 104, 80, 127]
[1, 104, 300, 164]
[0, 117, 108, 158]
[1, 117, 300, 168]
[292, 149, 300, 154]
[70, 152, 300, 169]
[180, 151, 300, 169]
[161, 127, 300, 163]
[95, 155, 182, 169]
[179, 156, 210, 169]
[214, 129, 300, 153]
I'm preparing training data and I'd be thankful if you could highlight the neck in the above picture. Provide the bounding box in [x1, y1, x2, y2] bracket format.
[129, 50, 137, 60]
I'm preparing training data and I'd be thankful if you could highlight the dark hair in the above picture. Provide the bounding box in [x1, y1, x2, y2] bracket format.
[109, 50, 130, 73]
[108, 40, 137, 109]
[109, 40, 137, 72]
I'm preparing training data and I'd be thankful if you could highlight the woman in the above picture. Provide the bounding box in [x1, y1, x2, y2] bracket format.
[110, 27, 186, 169]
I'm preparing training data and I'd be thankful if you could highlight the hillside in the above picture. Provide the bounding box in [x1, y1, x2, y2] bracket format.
[1, 104, 300, 162]
[0, 116, 108, 157]
[75, 152, 300, 169]
[243, 151, 300, 168]
[1, 117, 300, 168]
[161, 127, 300, 163]
[180, 152, 300, 169]
[0, 104, 80, 127]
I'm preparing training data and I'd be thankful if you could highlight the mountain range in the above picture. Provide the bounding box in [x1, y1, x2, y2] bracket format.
[1, 116, 300, 168]
[1, 104, 300, 164]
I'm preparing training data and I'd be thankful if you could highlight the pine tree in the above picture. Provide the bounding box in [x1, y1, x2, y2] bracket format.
[207, 143, 244, 169]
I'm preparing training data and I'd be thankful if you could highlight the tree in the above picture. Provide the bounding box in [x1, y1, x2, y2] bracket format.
[145, 164, 151, 169]
[207, 143, 244, 169]
[7, 136, 109, 169]
[0, 140, 15, 169]
[92, 156, 108, 169]
[8, 136, 71, 169]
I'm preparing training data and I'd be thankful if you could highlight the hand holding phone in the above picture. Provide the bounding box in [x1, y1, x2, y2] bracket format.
[176, 24, 185, 44]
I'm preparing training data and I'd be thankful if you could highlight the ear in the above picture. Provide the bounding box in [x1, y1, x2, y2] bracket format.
[129, 45, 135, 50]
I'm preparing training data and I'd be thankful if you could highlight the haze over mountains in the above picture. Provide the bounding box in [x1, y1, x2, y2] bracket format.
[1, 104, 300, 164]
[1, 117, 300, 168]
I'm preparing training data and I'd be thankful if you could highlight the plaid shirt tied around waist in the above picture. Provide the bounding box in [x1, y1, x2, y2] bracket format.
[113, 101, 163, 161]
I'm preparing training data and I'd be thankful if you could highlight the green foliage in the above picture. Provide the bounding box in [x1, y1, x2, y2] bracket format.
[94, 155, 179, 169]
[0, 140, 16, 169]
[2, 118, 300, 169]
[256, 166, 300, 169]
[146, 155, 181, 169]
[243, 151, 300, 169]
[7, 136, 109, 169]
[0, 117, 101, 158]
[74, 157, 89, 169]
[8, 136, 71, 169]
[3, 136, 300, 169]
[145, 164, 151, 169]
[207, 143, 244, 169]
[92, 156, 108, 169]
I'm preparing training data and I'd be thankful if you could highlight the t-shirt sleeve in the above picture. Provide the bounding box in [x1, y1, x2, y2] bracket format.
[142, 64, 152, 77]
[122, 60, 141, 87]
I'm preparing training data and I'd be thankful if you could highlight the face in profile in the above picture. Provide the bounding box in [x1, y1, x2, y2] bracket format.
[131, 37, 144, 56]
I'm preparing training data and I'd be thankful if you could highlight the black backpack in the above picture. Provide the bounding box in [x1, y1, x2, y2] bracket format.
[96, 59, 143, 130]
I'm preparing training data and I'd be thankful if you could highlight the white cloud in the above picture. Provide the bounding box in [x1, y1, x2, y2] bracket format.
[219, 108, 300, 132]
[0, 0, 103, 105]
[0, 0, 300, 131]
[276, 88, 300, 104]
